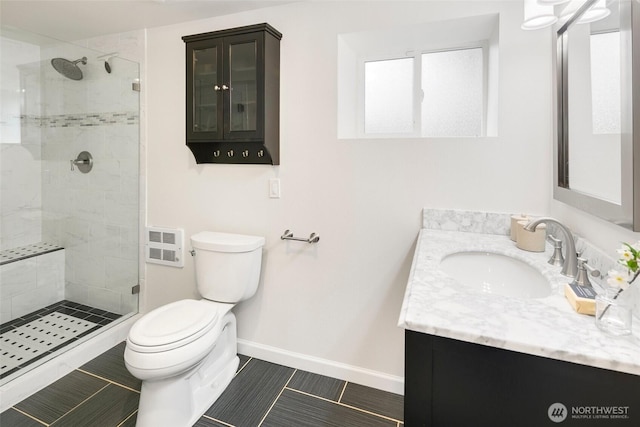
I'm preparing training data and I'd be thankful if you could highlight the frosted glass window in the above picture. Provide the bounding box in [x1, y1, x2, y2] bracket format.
[590, 32, 620, 134]
[421, 48, 483, 137]
[364, 58, 414, 134]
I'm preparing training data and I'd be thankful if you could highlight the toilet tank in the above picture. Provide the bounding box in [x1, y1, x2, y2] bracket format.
[190, 231, 265, 303]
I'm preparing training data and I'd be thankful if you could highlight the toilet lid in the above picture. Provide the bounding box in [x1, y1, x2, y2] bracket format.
[128, 299, 218, 350]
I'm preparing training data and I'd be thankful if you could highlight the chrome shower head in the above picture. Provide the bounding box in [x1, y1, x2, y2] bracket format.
[51, 56, 87, 81]
[97, 52, 118, 75]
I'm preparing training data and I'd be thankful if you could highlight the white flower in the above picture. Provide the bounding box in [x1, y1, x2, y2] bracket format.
[607, 269, 631, 290]
[617, 247, 634, 262]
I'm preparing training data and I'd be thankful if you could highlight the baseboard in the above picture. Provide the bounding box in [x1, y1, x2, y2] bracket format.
[237, 339, 404, 395]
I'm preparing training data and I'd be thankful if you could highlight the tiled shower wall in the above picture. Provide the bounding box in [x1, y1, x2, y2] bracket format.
[40, 115, 139, 315]
[1, 31, 143, 318]
[0, 37, 42, 250]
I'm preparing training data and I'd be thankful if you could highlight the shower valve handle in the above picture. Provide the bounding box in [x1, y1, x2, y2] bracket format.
[70, 151, 93, 173]
[70, 159, 88, 170]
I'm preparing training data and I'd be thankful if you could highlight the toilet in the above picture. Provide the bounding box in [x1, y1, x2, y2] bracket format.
[124, 231, 265, 427]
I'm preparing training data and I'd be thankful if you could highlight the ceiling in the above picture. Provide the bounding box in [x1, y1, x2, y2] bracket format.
[0, 0, 297, 42]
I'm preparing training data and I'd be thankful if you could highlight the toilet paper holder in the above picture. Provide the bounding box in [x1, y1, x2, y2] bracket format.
[281, 230, 320, 244]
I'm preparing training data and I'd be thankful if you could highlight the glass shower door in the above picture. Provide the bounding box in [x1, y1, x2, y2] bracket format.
[39, 53, 141, 317]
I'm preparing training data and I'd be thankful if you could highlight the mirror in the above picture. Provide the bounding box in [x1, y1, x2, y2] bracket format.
[555, 0, 640, 230]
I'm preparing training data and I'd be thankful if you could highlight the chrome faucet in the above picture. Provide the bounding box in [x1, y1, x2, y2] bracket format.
[524, 217, 578, 278]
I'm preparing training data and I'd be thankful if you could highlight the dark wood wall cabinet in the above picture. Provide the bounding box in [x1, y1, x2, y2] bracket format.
[183, 23, 281, 165]
[405, 331, 640, 427]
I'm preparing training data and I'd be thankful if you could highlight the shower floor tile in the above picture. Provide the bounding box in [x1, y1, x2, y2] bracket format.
[0, 301, 122, 381]
[0, 313, 97, 375]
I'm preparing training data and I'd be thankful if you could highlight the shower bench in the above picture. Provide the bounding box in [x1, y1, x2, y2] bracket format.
[0, 242, 65, 323]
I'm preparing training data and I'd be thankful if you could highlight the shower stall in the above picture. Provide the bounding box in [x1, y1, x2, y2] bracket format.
[0, 27, 140, 387]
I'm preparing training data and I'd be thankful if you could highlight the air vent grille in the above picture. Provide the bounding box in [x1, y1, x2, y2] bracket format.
[162, 250, 176, 262]
[145, 226, 184, 268]
[149, 247, 162, 260]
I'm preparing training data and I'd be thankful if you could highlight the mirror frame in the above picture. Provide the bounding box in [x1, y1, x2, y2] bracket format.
[554, 0, 640, 231]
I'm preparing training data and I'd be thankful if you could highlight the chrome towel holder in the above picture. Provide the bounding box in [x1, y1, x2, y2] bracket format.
[281, 229, 320, 244]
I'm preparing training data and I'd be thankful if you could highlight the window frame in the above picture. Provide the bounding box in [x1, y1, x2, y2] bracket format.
[358, 54, 418, 138]
[357, 40, 490, 139]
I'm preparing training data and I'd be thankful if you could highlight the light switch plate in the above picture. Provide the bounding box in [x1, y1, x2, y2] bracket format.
[269, 178, 281, 198]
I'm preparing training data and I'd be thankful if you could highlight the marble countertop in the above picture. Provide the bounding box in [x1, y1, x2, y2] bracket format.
[398, 228, 640, 376]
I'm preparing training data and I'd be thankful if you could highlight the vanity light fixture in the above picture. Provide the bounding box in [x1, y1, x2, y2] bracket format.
[522, 0, 610, 30]
[572, 0, 611, 24]
[521, 0, 558, 30]
[537, 0, 571, 5]
[557, 0, 611, 26]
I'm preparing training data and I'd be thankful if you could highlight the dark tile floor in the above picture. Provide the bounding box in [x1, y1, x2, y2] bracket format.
[1, 342, 404, 426]
[0, 301, 122, 380]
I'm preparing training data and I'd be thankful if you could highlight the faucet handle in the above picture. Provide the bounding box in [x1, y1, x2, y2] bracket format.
[547, 235, 564, 267]
[581, 258, 600, 278]
[571, 258, 600, 287]
[547, 234, 562, 247]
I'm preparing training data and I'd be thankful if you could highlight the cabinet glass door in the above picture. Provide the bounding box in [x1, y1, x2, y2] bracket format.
[228, 41, 258, 133]
[193, 46, 219, 134]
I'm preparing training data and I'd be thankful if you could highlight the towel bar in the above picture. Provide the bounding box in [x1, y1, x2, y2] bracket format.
[281, 229, 320, 244]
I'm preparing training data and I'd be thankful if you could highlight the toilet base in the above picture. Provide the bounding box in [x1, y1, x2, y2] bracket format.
[134, 312, 238, 427]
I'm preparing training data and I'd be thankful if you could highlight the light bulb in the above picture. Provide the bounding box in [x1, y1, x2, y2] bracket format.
[522, 0, 558, 30]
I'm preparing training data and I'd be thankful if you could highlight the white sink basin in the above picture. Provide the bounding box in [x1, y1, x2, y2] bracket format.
[440, 251, 551, 298]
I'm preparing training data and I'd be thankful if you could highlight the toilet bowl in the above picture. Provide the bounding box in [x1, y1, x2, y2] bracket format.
[124, 231, 264, 427]
[125, 299, 232, 381]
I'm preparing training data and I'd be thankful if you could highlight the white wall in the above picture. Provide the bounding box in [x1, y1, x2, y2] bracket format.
[145, 1, 556, 389]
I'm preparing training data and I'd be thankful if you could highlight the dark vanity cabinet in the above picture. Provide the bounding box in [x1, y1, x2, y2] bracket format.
[183, 23, 281, 165]
[405, 331, 640, 427]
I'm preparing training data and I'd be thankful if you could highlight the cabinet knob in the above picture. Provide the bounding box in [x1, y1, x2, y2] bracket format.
[213, 150, 220, 158]
[257, 150, 264, 158]
[214, 85, 222, 91]
[242, 150, 249, 158]
[222, 84, 230, 91]
[227, 150, 234, 157]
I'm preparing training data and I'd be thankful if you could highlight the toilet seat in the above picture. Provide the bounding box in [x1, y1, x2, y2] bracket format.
[128, 299, 219, 353]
